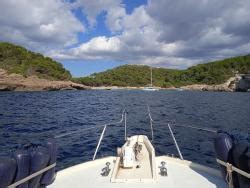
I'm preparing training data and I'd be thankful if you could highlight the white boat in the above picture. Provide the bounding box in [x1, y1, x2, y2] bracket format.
[143, 87, 159, 91]
[48, 135, 227, 188]
[143, 67, 159, 91]
[4, 108, 249, 188]
[176, 88, 184, 91]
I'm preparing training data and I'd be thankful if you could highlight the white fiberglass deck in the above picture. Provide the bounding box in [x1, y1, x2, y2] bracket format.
[48, 156, 227, 188]
[111, 135, 157, 182]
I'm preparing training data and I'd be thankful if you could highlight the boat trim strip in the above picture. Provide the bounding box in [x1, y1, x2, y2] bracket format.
[216, 158, 250, 178]
[8, 163, 56, 188]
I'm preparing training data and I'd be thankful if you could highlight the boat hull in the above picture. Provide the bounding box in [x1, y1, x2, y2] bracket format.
[142, 87, 159, 91]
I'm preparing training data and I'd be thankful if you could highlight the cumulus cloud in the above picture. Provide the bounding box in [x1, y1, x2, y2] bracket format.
[74, 0, 126, 31]
[1, 0, 250, 69]
[0, 0, 84, 50]
[51, 0, 250, 68]
[146, 0, 250, 59]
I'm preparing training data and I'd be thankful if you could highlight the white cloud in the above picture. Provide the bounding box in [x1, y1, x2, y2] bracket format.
[74, 0, 126, 31]
[77, 36, 121, 53]
[0, 0, 84, 50]
[50, 4, 188, 67]
[105, 6, 126, 32]
[52, 0, 250, 69]
[1, 0, 250, 70]
[49, 36, 122, 60]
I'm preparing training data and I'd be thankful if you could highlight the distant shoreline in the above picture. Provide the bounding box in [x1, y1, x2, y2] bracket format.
[1, 43, 249, 92]
[0, 68, 243, 92]
[81, 77, 237, 92]
[0, 69, 89, 92]
[90, 85, 233, 92]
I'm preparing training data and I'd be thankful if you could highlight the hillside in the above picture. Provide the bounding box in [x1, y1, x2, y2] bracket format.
[0, 42, 71, 80]
[74, 55, 250, 87]
[1, 42, 249, 89]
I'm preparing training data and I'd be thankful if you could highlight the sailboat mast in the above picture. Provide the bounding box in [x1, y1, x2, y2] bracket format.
[150, 67, 153, 87]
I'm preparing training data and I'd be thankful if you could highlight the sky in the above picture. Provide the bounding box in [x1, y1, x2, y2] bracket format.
[0, 0, 250, 77]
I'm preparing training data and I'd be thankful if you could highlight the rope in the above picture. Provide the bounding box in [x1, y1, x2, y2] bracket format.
[147, 105, 154, 141]
[216, 158, 250, 179]
[172, 124, 217, 133]
[8, 163, 56, 188]
[167, 123, 184, 160]
[225, 163, 234, 188]
[55, 109, 126, 139]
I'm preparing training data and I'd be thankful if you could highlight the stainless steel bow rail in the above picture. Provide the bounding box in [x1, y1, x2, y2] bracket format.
[124, 109, 127, 141]
[167, 123, 184, 160]
[93, 124, 107, 160]
[93, 106, 159, 161]
[94, 106, 164, 160]
[147, 105, 184, 160]
[55, 109, 127, 139]
[172, 123, 218, 133]
[92, 105, 185, 161]
[6, 110, 127, 188]
[147, 104, 154, 141]
[169, 120, 250, 188]
[92, 109, 128, 160]
[90, 105, 185, 162]
[55, 109, 127, 160]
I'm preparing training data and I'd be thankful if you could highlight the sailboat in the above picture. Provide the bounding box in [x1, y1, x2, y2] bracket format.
[143, 67, 159, 91]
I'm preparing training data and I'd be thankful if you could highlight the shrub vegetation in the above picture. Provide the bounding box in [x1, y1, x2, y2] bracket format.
[0, 42, 71, 80]
[74, 55, 250, 87]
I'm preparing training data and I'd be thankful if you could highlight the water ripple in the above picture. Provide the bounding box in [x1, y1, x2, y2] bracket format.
[0, 90, 249, 170]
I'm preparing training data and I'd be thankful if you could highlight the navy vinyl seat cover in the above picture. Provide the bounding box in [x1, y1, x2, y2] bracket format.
[0, 139, 57, 187]
[28, 146, 50, 188]
[232, 142, 249, 188]
[13, 149, 30, 188]
[0, 157, 17, 188]
[214, 132, 234, 179]
[214, 132, 249, 188]
[40, 139, 57, 186]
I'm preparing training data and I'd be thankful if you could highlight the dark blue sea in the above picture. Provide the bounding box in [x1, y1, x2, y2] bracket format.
[0, 90, 249, 170]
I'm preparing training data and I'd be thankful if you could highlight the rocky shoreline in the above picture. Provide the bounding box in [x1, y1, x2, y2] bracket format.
[91, 77, 236, 92]
[0, 69, 89, 91]
[91, 84, 235, 92]
[180, 77, 236, 92]
[0, 68, 238, 92]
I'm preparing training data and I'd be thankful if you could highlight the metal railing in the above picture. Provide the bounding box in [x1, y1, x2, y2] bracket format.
[147, 104, 184, 160]
[55, 109, 127, 160]
[92, 109, 127, 160]
[93, 124, 107, 160]
[7, 106, 249, 188]
[147, 104, 154, 141]
[167, 123, 184, 160]
[7, 109, 127, 187]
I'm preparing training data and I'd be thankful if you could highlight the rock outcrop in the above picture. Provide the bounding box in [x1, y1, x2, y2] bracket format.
[0, 69, 90, 91]
[180, 77, 236, 92]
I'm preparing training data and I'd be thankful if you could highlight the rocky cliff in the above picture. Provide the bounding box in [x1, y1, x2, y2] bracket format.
[0, 69, 89, 91]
